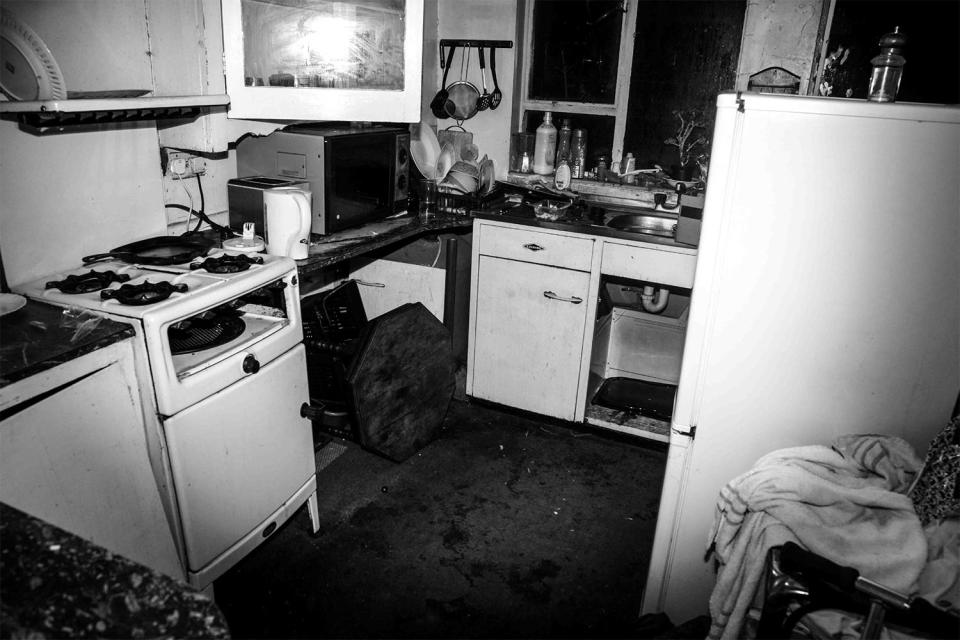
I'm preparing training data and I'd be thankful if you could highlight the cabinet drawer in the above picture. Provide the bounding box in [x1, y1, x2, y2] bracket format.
[479, 224, 594, 271]
[602, 242, 697, 288]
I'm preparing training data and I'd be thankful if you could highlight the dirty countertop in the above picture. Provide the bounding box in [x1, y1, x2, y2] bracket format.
[0, 502, 230, 638]
[0, 298, 134, 389]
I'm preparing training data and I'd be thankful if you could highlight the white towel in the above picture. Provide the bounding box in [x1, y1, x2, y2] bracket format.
[707, 435, 926, 640]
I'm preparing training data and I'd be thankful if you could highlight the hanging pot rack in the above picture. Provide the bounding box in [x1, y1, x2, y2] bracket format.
[439, 39, 512, 69]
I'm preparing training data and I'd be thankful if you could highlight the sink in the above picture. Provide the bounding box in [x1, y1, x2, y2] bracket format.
[605, 213, 677, 238]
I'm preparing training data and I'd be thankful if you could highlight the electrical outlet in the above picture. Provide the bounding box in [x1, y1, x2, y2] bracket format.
[188, 156, 207, 176]
[166, 151, 193, 177]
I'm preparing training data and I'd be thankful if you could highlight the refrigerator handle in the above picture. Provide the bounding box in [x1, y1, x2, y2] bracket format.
[671, 425, 696, 439]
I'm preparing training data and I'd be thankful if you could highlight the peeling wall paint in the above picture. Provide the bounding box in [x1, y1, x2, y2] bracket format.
[737, 0, 826, 93]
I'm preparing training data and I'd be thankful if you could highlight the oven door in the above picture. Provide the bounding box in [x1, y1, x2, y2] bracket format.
[162, 344, 315, 579]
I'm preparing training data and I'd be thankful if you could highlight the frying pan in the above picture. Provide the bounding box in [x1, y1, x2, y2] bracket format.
[81, 235, 216, 265]
[430, 44, 458, 119]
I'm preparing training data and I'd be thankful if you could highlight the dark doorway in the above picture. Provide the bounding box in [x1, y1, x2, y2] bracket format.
[824, 0, 959, 104]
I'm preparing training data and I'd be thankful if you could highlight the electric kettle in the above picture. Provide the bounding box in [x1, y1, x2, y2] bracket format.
[264, 187, 312, 260]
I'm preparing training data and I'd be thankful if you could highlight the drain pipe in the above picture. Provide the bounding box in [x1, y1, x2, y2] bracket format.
[641, 285, 670, 313]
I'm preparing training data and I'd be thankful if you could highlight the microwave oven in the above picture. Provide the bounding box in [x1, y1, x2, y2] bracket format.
[236, 124, 410, 236]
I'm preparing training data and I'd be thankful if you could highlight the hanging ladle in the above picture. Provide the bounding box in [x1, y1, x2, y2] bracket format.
[489, 46, 503, 110]
[476, 47, 491, 111]
[430, 44, 457, 119]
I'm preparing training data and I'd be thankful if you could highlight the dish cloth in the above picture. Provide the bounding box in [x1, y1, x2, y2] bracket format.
[706, 434, 926, 640]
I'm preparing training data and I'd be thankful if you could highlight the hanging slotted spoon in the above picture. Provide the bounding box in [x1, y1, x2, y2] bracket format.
[489, 46, 503, 110]
[476, 47, 491, 111]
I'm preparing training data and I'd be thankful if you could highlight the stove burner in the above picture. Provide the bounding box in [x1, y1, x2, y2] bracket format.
[191, 254, 264, 274]
[45, 270, 131, 294]
[169, 309, 246, 354]
[100, 280, 188, 305]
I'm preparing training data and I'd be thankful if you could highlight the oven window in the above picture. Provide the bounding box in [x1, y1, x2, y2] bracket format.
[326, 135, 393, 221]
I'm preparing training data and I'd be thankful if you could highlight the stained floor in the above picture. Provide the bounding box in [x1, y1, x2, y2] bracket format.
[213, 400, 678, 638]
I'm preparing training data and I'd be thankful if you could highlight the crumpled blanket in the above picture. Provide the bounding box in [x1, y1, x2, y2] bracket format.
[706, 434, 926, 640]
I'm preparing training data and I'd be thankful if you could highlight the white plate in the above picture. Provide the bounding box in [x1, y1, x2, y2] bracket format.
[435, 142, 457, 182]
[479, 157, 496, 195]
[0, 293, 27, 317]
[0, 7, 66, 101]
[410, 123, 440, 181]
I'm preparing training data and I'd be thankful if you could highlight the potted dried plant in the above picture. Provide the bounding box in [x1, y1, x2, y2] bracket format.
[664, 109, 708, 181]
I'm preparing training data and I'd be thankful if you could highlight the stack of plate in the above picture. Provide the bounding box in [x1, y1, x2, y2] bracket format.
[410, 123, 441, 181]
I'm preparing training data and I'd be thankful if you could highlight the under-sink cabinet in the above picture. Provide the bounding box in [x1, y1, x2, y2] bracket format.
[467, 219, 698, 440]
[467, 223, 600, 422]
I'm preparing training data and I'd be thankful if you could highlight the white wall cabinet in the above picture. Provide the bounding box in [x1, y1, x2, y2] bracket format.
[222, 0, 424, 122]
[0, 339, 182, 579]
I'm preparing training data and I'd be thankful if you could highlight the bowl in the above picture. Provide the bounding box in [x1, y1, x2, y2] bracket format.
[444, 171, 478, 193]
[450, 160, 479, 178]
[531, 199, 572, 221]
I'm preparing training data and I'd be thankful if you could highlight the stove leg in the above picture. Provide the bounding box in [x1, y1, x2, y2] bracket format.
[307, 490, 320, 535]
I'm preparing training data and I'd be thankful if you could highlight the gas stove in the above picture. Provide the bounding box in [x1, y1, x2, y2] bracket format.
[23, 252, 285, 322]
[15, 247, 319, 589]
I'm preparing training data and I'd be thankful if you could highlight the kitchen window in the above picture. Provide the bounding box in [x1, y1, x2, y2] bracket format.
[516, 0, 745, 175]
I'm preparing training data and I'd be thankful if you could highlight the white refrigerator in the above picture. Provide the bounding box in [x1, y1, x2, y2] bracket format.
[641, 93, 960, 622]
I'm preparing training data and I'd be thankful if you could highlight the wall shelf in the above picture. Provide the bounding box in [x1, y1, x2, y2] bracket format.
[0, 95, 230, 134]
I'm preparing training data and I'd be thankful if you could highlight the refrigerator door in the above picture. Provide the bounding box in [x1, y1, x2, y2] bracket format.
[644, 93, 960, 621]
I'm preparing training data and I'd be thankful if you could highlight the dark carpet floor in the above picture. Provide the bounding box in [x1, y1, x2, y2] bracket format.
[214, 400, 693, 639]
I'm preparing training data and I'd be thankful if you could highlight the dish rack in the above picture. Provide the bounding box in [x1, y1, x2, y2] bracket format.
[436, 183, 503, 216]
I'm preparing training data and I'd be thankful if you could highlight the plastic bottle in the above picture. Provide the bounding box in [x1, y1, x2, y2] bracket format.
[622, 152, 636, 185]
[570, 129, 587, 179]
[555, 119, 572, 165]
[554, 160, 572, 191]
[868, 27, 906, 103]
[532, 111, 558, 175]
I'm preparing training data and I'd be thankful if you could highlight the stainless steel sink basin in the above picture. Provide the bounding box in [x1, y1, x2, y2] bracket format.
[605, 213, 677, 238]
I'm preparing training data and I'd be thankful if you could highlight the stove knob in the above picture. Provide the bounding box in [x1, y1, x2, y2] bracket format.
[242, 354, 261, 374]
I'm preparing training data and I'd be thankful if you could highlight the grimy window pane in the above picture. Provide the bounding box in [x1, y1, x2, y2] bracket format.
[623, 0, 743, 171]
[241, 0, 406, 89]
[528, 0, 624, 104]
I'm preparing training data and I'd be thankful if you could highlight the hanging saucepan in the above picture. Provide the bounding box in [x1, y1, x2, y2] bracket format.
[81, 234, 216, 265]
[430, 44, 458, 119]
[444, 46, 480, 121]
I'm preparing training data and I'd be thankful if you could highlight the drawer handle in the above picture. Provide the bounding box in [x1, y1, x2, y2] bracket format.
[523, 243, 545, 251]
[543, 291, 583, 304]
[353, 279, 386, 288]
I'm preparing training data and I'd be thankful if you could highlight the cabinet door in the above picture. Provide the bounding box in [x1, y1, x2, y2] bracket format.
[351, 259, 446, 321]
[163, 345, 314, 574]
[222, 0, 424, 122]
[470, 256, 590, 421]
[0, 341, 181, 578]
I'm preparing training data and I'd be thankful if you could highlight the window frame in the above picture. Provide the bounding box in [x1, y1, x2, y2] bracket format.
[514, 0, 638, 163]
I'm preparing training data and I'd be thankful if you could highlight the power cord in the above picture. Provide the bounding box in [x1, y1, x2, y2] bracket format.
[174, 171, 195, 234]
